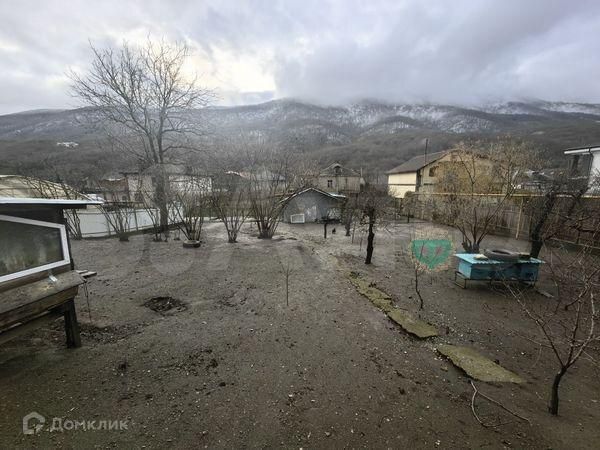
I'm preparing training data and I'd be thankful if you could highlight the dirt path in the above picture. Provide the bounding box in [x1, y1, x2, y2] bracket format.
[0, 222, 599, 448]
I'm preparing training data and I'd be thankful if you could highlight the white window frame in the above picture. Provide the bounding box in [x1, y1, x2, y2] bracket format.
[290, 213, 305, 224]
[0, 214, 71, 283]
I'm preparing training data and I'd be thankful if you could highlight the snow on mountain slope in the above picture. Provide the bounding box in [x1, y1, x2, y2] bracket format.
[1, 99, 600, 144]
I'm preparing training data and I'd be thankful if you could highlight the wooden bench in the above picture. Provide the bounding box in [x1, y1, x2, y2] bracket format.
[0, 271, 85, 347]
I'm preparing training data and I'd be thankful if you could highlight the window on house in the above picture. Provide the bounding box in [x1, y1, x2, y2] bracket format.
[327, 179, 333, 188]
[429, 166, 437, 177]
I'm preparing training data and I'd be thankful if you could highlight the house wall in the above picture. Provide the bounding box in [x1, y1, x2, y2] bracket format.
[282, 191, 342, 223]
[590, 153, 600, 188]
[387, 172, 417, 198]
[125, 174, 154, 204]
[413, 152, 497, 194]
[316, 175, 361, 194]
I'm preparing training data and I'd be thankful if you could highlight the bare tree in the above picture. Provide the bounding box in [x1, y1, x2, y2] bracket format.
[243, 137, 312, 239]
[205, 133, 318, 240]
[341, 195, 360, 237]
[437, 138, 534, 253]
[356, 185, 391, 264]
[211, 172, 250, 243]
[508, 243, 600, 415]
[170, 173, 209, 243]
[411, 240, 427, 310]
[527, 174, 592, 258]
[20, 172, 86, 239]
[70, 39, 213, 233]
[100, 199, 132, 241]
[132, 166, 166, 241]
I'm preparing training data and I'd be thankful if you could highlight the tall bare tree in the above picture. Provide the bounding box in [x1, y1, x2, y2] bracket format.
[437, 138, 534, 253]
[526, 174, 592, 258]
[356, 185, 391, 264]
[70, 39, 213, 233]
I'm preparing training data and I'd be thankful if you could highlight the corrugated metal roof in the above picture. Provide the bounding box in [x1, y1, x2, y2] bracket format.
[386, 150, 450, 174]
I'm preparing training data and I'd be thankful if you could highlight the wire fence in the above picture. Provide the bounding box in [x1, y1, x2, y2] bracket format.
[402, 193, 600, 250]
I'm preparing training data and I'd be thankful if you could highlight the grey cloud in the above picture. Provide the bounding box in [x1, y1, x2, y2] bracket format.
[1, 0, 599, 114]
[274, 0, 600, 105]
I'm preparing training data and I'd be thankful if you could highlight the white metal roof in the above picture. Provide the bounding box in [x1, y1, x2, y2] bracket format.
[0, 174, 96, 202]
[0, 197, 101, 206]
[564, 146, 600, 155]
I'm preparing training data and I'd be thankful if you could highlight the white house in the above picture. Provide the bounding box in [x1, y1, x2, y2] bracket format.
[564, 145, 600, 190]
[386, 151, 450, 198]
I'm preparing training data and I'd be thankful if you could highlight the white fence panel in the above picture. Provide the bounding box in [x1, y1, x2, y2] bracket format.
[72, 205, 181, 238]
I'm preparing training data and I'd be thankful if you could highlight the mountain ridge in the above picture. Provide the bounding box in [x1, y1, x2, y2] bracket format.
[2, 98, 600, 182]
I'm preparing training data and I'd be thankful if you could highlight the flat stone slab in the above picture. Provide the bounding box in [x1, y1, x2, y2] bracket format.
[347, 274, 393, 313]
[387, 309, 438, 339]
[437, 344, 525, 383]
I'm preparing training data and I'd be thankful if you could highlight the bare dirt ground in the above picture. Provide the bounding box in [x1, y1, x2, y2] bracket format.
[1, 220, 599, 449]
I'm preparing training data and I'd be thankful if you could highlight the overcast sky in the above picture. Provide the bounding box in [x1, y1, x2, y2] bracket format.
[1, 0, 600, 114]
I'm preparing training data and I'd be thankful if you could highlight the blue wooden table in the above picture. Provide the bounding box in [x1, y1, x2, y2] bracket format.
[454, 253, 543, 288]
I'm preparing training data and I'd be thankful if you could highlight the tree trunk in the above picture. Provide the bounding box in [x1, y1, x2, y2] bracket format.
[258, 224, 273, 239]
[530, 239, 543, 259]
[415, 267, 424, 310]
[529, 192, 557, 258]
[549, 368, 567, 415]
[323, 222, 328, 239]
[365, 212, 375, 264]
[462, 240, 477, 253]
[155, 171, 169, 237]
[228, 231, 237, 243]
[345, 219, 351, 236]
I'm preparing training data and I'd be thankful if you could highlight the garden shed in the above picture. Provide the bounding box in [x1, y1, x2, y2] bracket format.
[0, 190, 99, 347]
[281, 188, 346, 224]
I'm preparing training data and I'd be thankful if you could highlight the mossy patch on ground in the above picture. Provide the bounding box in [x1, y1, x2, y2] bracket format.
[387, 309, 438, 338]
[348, 272, 438, 338]
[437, 344, 525, 384]
[347, 272, 393, 313]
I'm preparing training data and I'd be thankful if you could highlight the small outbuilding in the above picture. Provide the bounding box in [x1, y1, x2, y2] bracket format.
[281, 188, 346, 224]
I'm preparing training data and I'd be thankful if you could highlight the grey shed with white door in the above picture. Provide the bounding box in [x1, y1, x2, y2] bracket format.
[281, 188, 345, 223]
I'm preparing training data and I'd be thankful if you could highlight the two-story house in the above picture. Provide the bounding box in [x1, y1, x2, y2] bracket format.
[317, 163, 363, 195]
